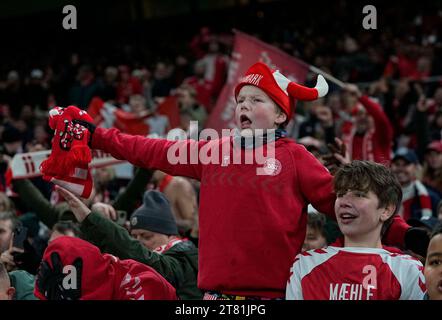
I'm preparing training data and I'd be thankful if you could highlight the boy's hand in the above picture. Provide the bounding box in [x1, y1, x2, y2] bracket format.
[56, 185, 91, 223]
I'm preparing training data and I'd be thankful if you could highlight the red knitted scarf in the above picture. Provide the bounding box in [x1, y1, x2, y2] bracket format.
[40, 106, 94, 198]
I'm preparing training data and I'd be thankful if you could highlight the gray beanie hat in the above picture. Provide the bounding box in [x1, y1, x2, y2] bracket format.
[130, 191, 178, 235]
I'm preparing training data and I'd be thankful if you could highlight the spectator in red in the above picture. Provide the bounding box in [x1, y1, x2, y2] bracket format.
[287, 161, 426, 300]
[422, 141, 442, 198]
[201, 39, 228, 100]
[340, 83, 393, 165]
[68, 62, 413, 300]
[176, 84, 207, 128]
[184, 60, 214, 112]
[116, 65, 142, 105]
[34, 236, 177, 300]
[189, 26, 212, 60]
[390, 148, 439, 221]
[383, 42, 420, 79]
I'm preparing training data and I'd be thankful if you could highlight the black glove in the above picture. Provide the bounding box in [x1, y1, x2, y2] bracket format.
[404, 227, 430, 258]
[72, 119, 96, 146]
[36, 251, 83, 300]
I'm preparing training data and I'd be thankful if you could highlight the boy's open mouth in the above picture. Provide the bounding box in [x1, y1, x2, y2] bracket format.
[338, 212, 357, 224]
[240, 114, 252, 128]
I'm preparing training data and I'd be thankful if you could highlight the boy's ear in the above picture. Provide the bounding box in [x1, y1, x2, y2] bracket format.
[275, 111, 287, 125]
[380, 204, 396, 222]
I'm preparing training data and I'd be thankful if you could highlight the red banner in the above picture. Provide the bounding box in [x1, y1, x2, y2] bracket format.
[88, 96, 180, 136]
[87, 97, 150, 135]
[206, 31, 310, 133]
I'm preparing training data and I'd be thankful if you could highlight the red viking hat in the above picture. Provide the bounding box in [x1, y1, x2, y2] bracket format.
[234, 62, 328, 119]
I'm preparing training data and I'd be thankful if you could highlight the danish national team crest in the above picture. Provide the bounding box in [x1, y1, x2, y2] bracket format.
[262, 158, 282, 176]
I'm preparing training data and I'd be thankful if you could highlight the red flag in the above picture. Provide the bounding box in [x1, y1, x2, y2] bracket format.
[113, 109, 150, 135]
[88, 96, 181, 135]
[87, 97, 150, 135]
[206, 31, 309, 133]
[156, 96, 181, 129]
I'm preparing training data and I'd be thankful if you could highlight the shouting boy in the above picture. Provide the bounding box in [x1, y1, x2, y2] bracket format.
[64, 62, 409, 299]
[286, 160, 426, 300]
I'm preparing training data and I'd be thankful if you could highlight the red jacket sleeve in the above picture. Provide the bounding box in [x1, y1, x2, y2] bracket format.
[294, 146, 336, 219]
[382, 215, 410, 249]
[91, 127, 204, 180]
[359, 95, 393, 149]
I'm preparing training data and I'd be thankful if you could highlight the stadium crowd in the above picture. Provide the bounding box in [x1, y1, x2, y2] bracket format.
[0, 1, 441, 300]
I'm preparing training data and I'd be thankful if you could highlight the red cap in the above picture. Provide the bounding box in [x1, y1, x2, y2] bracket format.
[426, 141, 442, 153]
[234, 62, 328, 119]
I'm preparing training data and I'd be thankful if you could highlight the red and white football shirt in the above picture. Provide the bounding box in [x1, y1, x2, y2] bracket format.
[286, 246, 426, 300]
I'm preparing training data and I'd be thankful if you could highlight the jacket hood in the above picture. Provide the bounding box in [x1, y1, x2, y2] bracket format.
[34, 236, 177, 300]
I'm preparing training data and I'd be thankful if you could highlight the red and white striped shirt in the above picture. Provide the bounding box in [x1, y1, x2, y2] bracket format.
[286, 246, 426, 300]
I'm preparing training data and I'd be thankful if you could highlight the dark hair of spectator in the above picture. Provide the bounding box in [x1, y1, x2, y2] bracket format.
[334, 160, 403, 235]
[307, 212, 327, 238]
[0, 193, 15, 212]
[430, 223, 442, 240]
[0, 211, 20, 232]
[52, 221, 82, 238]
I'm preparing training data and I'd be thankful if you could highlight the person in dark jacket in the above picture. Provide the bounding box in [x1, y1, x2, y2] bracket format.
[56, 186, 202, 300]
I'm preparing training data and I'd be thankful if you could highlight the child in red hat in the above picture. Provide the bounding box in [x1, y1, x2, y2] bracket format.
[66, 62, 410, 299]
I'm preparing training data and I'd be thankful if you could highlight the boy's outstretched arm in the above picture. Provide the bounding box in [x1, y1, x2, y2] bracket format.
[294, 146, 336, 217]
[89, 126, 205, 181]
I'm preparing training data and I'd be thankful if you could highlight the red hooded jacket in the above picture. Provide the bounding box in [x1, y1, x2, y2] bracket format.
[34, 236, 177, 300]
